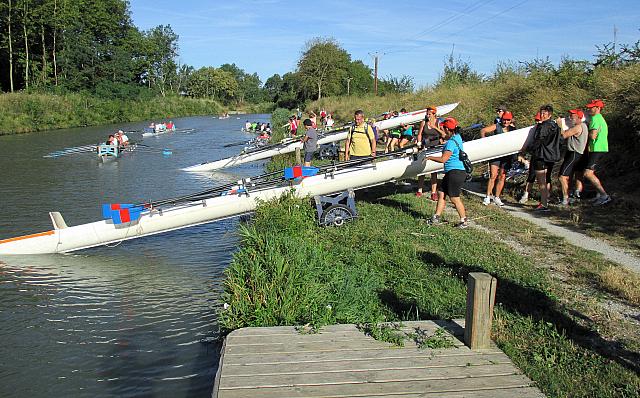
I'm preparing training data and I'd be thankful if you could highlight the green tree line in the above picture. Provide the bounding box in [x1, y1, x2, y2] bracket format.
[0, 0, 409, 109]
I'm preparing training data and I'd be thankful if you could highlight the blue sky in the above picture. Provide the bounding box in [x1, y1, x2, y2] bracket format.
[130, 0, 640, 88]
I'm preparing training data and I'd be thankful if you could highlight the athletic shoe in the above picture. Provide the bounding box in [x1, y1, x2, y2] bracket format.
[482, 196, 491, 206]
[593, 195, 612, 206]
[456, 218, 469, 229]
[534, 203, 550, 212]
[430, 192, 438, 201]
[493, 197, 505, 207]
[590, 193, 602, 203]
[573, 189, 582, 199]
[416, 191, 423, 198]
[560, 198, 569, 207]
[427, 215, 442, 225]
[518, 193, 528, 204]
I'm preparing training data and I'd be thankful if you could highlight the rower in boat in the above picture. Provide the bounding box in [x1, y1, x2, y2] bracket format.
[116, 130, 130, 147]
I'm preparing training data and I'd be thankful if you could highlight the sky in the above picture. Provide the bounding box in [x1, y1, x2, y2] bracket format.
[130, 0, 640, 88]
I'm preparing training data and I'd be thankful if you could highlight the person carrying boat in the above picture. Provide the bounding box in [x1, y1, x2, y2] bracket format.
[480, 111, 516, 207]
[416, 106, 444, 200]
[301, 119, 318, 167]
[424, 117, 469, 228]
[345, 110, 376, 161]
[288, 117, 298, 136]
[399, 120, 415, 148]
[528, 104, 562, 212]
[309, 111, 318, 129]
[574, 99, 611, 205]
[556, 109, 588, 206]
[325, 114, 335, 129]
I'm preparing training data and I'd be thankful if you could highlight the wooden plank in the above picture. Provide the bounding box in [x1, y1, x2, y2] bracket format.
[218, 363, 521, 389]
[354, 387, 546, 398]
[221, 352, 513, 377]
[217, 374, 535, 398]
[227, 319, 466, 338]
[221, 346, 504, 366]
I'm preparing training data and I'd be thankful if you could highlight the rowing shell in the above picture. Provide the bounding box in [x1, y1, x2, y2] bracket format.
[0, 124, 532, 255]
[182, 103, 459, 172]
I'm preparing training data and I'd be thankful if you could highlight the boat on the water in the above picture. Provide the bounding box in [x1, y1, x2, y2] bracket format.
[0, 124, 532, 255]
[142, 127, 195, 137]
[183, 103, 459, 172]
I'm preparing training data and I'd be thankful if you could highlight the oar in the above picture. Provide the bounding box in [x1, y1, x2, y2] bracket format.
[44, 146, 99, 158]
[224, 140, 251, 148]
[133, 143, 173, 155]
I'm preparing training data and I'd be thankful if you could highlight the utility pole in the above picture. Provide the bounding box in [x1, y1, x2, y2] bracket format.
[374, 55, 378, 96]
[346, 77, 353, 96]
[369, 52, 382, 96]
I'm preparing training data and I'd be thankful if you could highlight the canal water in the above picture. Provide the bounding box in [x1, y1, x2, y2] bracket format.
[0, 115, 271, 397]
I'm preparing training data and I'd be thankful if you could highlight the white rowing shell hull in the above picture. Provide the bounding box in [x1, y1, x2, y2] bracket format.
[183, 103, 459, 172]
[0, 124, 530, 255]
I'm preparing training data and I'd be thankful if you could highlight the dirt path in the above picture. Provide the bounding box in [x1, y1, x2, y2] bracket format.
[463, 185, 640, 274]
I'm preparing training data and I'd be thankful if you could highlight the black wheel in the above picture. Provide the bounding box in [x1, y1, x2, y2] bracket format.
[320, 204, 355, 227]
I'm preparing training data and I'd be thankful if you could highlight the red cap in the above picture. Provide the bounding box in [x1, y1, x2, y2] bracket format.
[501, 111, 513, 120]
[534, 112, 541, 121]
[585, 99, 604, 109]
[425, 106, 437, 113]
[568, 109, 584, 118]
[440, 117, 458, 130]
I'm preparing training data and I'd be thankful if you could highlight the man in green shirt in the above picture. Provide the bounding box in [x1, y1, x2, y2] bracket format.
[579, 99, 611, 205]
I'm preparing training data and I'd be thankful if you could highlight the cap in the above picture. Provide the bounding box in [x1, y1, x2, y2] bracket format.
[568, 109, 584, 118]
[426, 106, 437, 113]
[440, 117, 458, 130]
[585, 99, 604, 109]
[501, 111, 513, 120]
[496, 104, 507, 112]
[534, 112, 541, 121]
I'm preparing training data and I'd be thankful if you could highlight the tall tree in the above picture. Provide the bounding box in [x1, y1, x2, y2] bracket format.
[297, 37, 350, 100]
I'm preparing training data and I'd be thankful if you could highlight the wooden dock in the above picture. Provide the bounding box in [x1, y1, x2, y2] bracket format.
[212, 319, 544, 397]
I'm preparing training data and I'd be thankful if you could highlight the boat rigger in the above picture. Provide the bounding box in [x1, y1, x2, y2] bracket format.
[0, 125, 532, 255]
[182, 103, 459, 172]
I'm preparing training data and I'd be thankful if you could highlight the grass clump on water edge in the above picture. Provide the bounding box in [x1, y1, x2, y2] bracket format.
[219, 187, 640, 397]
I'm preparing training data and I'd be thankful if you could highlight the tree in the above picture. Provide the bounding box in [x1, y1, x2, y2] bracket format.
[220, 63, 264, 104]
[347, 60, 374, 95]
[379, 75, 414, 95]
[263, 73, 283, 102]
[143, 25, 179, 96]
[436, 53, 483, 88]
[297, 37, 350, 100]
[186, 67, 238, 103]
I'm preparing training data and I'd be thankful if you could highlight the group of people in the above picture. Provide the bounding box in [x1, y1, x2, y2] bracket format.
[518, 100, 610, 210]
[148, 121, 175, 133]
[104, 130, 130, 148]
[478, 101, 609, 210]
[286, 109, 335, 136]
[244, 121, 272, 136]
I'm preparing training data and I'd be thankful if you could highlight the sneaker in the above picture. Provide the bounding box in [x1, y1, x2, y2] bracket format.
[534, 203, 550, 212]
[593, 195, 611, 206]
[416, 191, 423, 198]
[430, 192, 438, 201]
[427, 215, 442, 225]
[573, 189, 582, 199]
[590, 193, 602, 203]
[483, 196, 491, 206]
[456, 218, 469, 229]
[493, 197, 505, 207]
[518, 193, 528, 204]
[560, 198, 569, 206]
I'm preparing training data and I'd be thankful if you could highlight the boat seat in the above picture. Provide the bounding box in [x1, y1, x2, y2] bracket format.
[49, 212, 68, 229]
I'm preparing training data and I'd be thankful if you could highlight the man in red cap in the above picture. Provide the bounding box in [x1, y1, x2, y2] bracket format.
[557, 109, 588, 205]
[577, 99, 610, 205]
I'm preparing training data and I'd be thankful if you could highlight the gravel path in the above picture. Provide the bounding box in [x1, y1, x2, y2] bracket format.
[463, 187, 640, 274]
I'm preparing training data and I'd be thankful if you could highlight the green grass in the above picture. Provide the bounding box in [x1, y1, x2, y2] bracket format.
[220, 186, 640, 397]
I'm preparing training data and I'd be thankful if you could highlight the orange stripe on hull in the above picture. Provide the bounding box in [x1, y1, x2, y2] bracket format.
[0, 230, 55, 245]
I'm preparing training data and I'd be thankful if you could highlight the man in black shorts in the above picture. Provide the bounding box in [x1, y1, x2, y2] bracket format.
[528, 104, 561, 211]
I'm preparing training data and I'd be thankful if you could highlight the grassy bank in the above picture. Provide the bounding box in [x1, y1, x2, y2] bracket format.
[0, 92, 274, 135]
[220, 188, 640, 397]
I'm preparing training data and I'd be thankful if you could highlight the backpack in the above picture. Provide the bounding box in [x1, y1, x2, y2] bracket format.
[452, 138, 473, 174]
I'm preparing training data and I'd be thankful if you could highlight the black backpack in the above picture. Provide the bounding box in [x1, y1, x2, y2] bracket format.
[452, 138, 473, 174]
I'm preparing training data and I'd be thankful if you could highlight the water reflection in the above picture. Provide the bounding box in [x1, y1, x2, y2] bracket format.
[0, 114, 270, 397]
